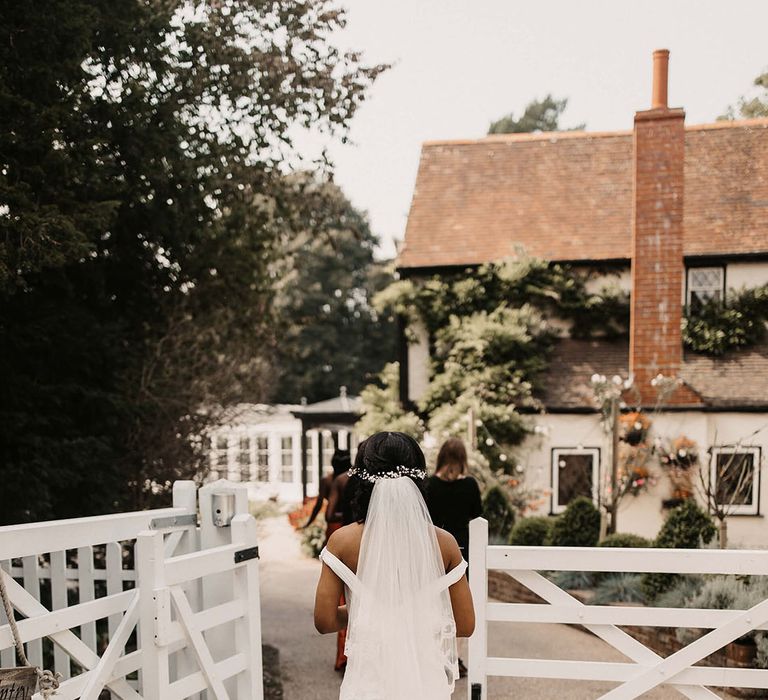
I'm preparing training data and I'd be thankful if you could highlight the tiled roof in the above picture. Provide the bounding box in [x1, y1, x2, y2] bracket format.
[398, 119, 768, 270]
[538, 338, 768, 410]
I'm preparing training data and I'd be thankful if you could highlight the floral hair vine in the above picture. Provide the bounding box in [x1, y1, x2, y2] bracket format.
[348, 464, 427, 483]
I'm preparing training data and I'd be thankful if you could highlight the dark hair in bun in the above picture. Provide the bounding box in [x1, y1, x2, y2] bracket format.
[348, 431, 426, 523]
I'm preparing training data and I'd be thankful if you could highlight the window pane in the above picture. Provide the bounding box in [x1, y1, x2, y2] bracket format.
[557, 453, 594, 507]
[716, 453, 755, 506]
[281, 436, 294, 482]
[216, 437, 228, 467]
[688, 267, 723, 310]
[238, 437, 251, 482]
[322, 432, 335, 469]
[255, 436, 269, 482]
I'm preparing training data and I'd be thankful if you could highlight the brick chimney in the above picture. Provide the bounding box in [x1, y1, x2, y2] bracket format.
[629, 50, 700, 406]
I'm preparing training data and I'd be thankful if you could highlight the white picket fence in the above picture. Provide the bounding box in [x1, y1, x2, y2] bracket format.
[468, 516, 768, 700]
[0, 480, 263, 700]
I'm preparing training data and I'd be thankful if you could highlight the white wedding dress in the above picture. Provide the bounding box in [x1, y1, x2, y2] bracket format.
[319, 476, 467, 700]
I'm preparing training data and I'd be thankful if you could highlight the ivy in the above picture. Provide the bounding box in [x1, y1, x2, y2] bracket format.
[368, 256, 630, 492]
[683, 285, 768, 356]
[375, 257, 629, 341]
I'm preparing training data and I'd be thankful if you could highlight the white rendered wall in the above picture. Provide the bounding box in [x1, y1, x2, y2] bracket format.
[518, 410, 768, 547]
[726, 261, 768, 293]
[407, 320, 431, 404]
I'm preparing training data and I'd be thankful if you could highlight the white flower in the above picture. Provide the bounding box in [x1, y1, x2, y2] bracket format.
[611, 375, 623, 386]
[485, 437, 495, 446]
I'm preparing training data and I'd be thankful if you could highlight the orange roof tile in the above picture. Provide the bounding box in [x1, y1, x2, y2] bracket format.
[398, 119, 768, 269]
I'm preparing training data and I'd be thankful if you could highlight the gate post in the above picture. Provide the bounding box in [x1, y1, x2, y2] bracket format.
[232, 514, 264, 700]
[171, 481, 201, 698]
[137, 530, 169, 700]
[468, 517, 488, 700]
[199, 480, 249, 697]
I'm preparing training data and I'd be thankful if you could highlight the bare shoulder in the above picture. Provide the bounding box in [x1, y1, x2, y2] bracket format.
[434, 527, 461, 568]
[325, 522, 362, 557]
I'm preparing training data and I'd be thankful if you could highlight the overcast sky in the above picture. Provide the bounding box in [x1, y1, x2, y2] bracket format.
[298, 0, 768, 259]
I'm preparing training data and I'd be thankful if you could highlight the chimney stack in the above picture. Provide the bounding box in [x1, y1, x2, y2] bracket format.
[629, 50, 700, 406]
[651, 49, 669, 109]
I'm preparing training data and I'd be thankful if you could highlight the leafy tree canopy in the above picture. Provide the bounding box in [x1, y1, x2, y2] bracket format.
[0, 0, 384, 523]
[270, 175, 397, 403]
[720, 69, 768, 120]
[488, 94, 585, 135]
[356, 363, 424, 440]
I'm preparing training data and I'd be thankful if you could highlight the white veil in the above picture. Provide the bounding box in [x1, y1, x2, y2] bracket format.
[346, 476, 460, 699]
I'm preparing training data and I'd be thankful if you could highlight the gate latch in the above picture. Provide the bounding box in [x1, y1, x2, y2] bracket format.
[234, 546, 260, 564]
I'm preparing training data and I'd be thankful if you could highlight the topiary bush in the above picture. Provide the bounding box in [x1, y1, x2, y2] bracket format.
[548, 496, 601, 547]
[598, 533, 652, 548]
[654, 499, 717, 549]
[483, 485, 516, 542]
[641, 500, 716, 601]
[508, 516, 554, 546]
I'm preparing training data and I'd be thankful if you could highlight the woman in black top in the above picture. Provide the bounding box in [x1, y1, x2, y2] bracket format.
[426, 437, 482, 562]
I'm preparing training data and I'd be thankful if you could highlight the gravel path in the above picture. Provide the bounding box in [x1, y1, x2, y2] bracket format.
[258, 516, 729, 699]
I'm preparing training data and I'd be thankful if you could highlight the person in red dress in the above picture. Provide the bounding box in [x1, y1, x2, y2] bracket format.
[324, 449, 352, 671]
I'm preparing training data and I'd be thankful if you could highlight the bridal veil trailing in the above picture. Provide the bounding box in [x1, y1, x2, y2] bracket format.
[320, 474, 466, 700]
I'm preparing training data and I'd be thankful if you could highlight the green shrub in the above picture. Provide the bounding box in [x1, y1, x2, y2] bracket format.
[483, 485, 516, 541]
[592, 573, 646, 605]
[548, 497, 601, 547]
[655, 500, 716, 549]
[671, 576, 768, 657]
[641, 500, 716, 601]
[652, 576, 704, 609]
[599, 533, 652, 548]
[508, 516, 554, 546]
[551, 569, 596, 590]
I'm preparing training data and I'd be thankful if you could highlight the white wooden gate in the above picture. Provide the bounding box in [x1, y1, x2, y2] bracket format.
[0, 480, 263, 700]
[468, 517, 768, 700]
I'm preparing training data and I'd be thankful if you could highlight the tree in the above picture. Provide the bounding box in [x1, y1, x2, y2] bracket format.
[720, 70, 768, 120]
[0, 1, 384, 522]
[270, 175, 397, 403]
[488, 94, 585, 134]
[356, 363, 424, 439]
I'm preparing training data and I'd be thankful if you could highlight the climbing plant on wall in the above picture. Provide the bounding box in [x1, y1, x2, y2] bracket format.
[368, 255, 630, 512]
[683, 284, 768, 356]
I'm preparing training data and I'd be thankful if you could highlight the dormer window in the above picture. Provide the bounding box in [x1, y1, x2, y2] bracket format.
[687, 266, 725, 313]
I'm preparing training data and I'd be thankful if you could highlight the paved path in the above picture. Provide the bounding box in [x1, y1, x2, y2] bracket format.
[258, 516, 729, 700]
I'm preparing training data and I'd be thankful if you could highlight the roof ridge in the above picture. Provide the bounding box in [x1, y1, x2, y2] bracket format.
[685, 117, 768, 132]
[422, 129, 630, 147]
[422, 117, 768, 148]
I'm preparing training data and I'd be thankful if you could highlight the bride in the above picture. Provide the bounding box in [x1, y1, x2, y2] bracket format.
[314, 431, 475, 699]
